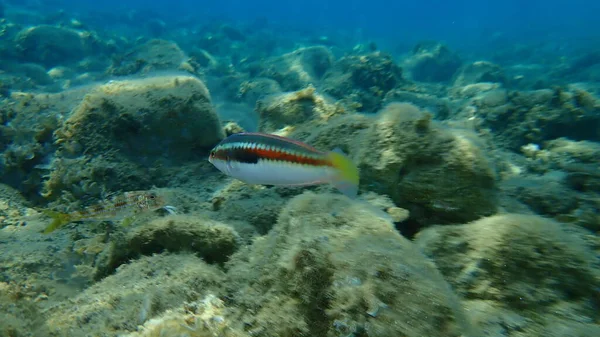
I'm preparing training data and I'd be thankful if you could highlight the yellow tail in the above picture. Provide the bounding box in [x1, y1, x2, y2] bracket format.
[42, 210, 72, 234]
[327, 149, 360, 198]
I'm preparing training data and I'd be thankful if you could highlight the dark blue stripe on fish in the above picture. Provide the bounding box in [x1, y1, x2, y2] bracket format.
[213, 147, 260, 164]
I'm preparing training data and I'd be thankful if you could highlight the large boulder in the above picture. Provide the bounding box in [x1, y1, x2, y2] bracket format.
[42, 253, 226, 337]
[14, 25, 99, 67]
[416, 214, 600, 336]
[225, 192, 475, 337]
[107, 39, 197, 76]
[44, 74, 224, 201]
[513, 138, 600, 231]
[237, 77, 282, 105]
[114, 215, 241, 267]
[256, 85, 345, 133]
[470, 87, 600, 150]
[0, 88, 90, 200]
[322, 51, 404, 112]
[247, 45, 335, 91]
[290, 102, 498, 226]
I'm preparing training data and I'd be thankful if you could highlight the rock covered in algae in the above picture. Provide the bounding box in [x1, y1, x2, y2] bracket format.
[471, 86, 600, 150]
[1, 61, 55, 86]
[0, 87, 91, 198]
[321, 51, 404, 112]
[539, 138, 600, 229]
[501, 172, 578, 218]
[452, 61, 506, 87]
[43, 253, 226, 337]
[123, 294, 248, 337]
[544, 137, 600, 165]
[117, 215, 241, 265]
[14, 25, 98, 67]
[43, 74, 224, 200]
[107, 39, 197, 76]
[403, 42, 462, 83]
[415, 214, 600, 336]
[237, 77, 282, 105]
[56, 74, 222, 157]
[0, 183, 79, 336]
[249, 45, 335, 91]
[208, 180, 293, 234]
[290, 102, 497, 225]
[225, 192, 476, 337]
[382, 85, 453, 118]
[256, 84, 344, 133]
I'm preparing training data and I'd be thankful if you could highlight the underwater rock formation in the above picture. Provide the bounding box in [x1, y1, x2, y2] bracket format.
[125, 293, 248, 337]
[470, 86, 600, 149]
[383, 83, 453, 119]
[1, 6, 600, 337]
[501, 171, 578, 218]
[322, 51, 404, 112]
[248, 45, 334, 91]
[207, 180, 293, 235]
[117, 215, 241, 265]
[0, 88, 91, 201]
[43, 74, 224, 201]
[290, 102, 497, 226]
[556, 51, 600, 83]
[357, 103, 497, 225]
[403, 42, 462, 83]
[453, 61, 506, 87]
[43, 253, 226, 337]
[225, 192, 475, 337]
[256, 85, 345, 133]
[14, 25, 100, 67]
[509, 138, 600, 231]
[237, 77, 282, 105]
[416, 214, 600, 337]
[0, 62, 55, 87]
[107, 39, 198, 76]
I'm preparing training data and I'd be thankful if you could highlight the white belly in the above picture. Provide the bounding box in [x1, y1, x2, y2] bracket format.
[217, 159, 336, 186]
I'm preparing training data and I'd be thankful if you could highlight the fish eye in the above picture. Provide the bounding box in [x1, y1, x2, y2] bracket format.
[210, 150, 215, 157]
[149, 194, 156, 199]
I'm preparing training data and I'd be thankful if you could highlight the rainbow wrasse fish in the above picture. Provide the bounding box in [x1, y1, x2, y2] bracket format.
[208, 132, 359, 198]
[42, 190, 176, 234]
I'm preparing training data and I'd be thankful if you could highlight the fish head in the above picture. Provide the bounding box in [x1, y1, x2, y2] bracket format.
[131, 190, 168, 211]
[208, 148, 235, 175]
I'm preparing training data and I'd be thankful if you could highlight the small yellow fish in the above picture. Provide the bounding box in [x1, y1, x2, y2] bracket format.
[42, 190, 175, 234]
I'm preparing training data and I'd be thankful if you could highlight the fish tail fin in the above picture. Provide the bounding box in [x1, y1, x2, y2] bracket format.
[41, 210, 72, 234]
[327, 148, 360, 199]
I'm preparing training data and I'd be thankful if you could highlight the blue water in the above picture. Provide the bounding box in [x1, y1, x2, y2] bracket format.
[40, 0, 600, 49]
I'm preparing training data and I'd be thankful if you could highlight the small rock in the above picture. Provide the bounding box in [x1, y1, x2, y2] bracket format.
[404, 42, 461, 82]
[122, 215, 240, 264]
[257, 85, 343, 132]
[223, 121, 245, 136]
[387, 207, 410, 223]
[453, 61, 506, 87]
